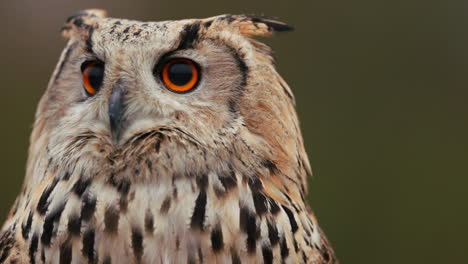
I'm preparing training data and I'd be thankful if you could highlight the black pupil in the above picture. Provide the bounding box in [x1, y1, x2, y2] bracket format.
[168, 62, 193, 86]
[87, 63, 104, 90]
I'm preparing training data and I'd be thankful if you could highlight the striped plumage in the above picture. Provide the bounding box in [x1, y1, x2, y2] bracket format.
[0, 10, 336, 263]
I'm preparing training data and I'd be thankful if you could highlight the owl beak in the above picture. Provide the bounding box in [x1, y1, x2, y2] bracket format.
[108, 81, 126, 143]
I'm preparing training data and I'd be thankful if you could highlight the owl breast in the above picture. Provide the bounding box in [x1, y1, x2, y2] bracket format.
[5, 128, 332, 264]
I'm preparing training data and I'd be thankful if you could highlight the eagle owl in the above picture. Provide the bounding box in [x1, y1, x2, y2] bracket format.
[0, 9, 336, 264]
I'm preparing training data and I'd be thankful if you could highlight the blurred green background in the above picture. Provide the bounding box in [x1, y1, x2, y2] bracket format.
[0, 0, 466, 263]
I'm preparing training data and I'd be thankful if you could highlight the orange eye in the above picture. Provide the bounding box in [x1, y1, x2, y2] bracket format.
[161, 58, 199, 93]
[81, 60, 105, 96]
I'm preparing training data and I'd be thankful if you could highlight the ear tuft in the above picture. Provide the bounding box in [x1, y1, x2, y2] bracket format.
[204, 14, 294, 37]
[61, 9, 107, 39]
[247, 15, 295, 32]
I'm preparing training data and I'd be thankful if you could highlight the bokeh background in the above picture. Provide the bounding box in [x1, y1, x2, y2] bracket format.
[0, 0, 466, 263]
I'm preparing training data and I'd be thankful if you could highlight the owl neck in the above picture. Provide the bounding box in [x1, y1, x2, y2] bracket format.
[22, 125, 307, 213]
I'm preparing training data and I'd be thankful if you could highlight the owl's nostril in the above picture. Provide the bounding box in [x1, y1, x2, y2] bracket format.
[108, 81, 127, 143]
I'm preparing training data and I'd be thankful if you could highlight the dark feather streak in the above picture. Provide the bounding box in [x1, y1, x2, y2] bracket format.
[82, 228, 95, 262]
[131, 227, 143, 262]
[37, 177, 60, 215]
[41, 201, 67, 246]
[282, 205, 299, 233]
[177, 23, 201, 50]
[210, 225, 224, 252]
[190, 190, 207, 230]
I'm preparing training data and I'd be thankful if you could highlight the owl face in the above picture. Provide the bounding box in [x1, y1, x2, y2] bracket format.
[47, 17, 247, 147]
[31, 10, 309, 189]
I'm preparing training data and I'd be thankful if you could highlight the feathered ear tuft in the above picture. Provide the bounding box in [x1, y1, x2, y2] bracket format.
[61, 9, 107, 39]
[203, 14, 294, 37]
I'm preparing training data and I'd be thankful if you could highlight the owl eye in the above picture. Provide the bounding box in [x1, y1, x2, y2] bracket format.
[81, 60, 105, 96]
[161, 58, 199, 93]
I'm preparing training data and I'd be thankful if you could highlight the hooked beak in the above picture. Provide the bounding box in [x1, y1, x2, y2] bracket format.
[108, 81, 126, 143]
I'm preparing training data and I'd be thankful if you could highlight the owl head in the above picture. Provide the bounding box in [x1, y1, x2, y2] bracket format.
[28, 9, 310, 196]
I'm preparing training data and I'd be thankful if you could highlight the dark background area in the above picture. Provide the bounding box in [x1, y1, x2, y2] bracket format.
[0, 0, 466, 263]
